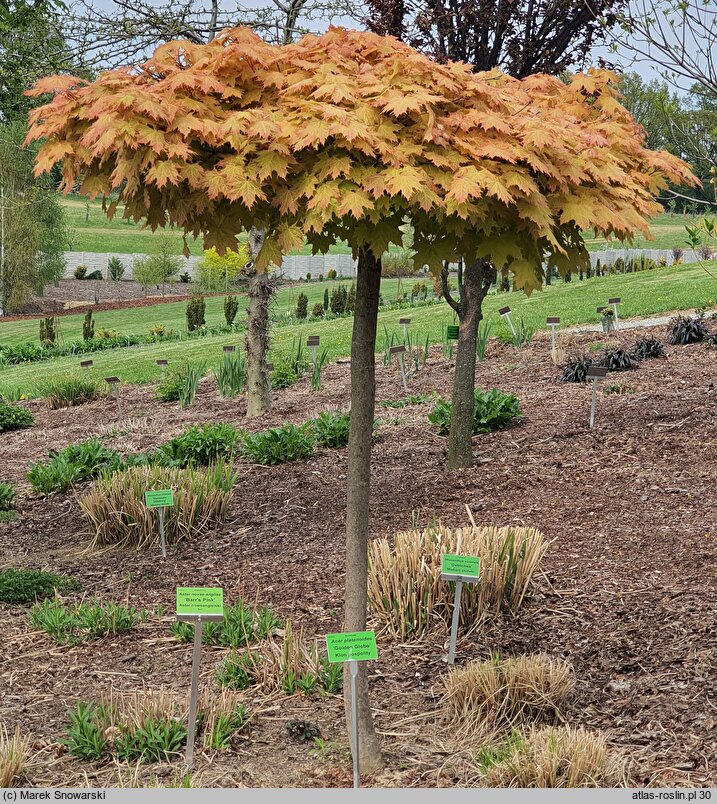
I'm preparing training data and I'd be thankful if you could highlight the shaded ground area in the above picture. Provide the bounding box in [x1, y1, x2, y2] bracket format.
[2, 326, 716, 787]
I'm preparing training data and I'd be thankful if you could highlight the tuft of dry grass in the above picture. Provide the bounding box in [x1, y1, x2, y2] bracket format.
[237, 621, 325, 694]
[482, 725, 622, 788]
[90, 763, 198, 788]
[0, 723, 29, 787]
[550, 346, 566, 365]
[80, 464, 236, 550]
[368, 522, 549, 639]
[443, 654, 575, 734]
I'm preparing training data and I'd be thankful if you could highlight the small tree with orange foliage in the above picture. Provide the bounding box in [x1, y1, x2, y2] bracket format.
[28, 27, 693, 771]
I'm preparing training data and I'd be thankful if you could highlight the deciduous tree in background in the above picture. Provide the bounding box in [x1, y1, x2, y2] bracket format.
[27, 26, 692, 769]
[364, 0, 625, 76]
[0, 121, 70, 314]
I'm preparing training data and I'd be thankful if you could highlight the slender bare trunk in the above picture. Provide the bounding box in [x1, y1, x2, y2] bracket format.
[443, 259, 496, 470]
[245, 227, 272, 418]
[343, 244, 383, 774]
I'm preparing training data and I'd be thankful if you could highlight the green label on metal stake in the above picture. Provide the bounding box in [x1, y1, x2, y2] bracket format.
[326, 631, 378, 663]
[446, 325, 459, 340]
[176, 587, 224, 617]
[144, 489, 174, 508]
[441, 554, 481, 579]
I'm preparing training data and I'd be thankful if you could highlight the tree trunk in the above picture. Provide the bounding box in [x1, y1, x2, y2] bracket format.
[245, 227, 272, 418]
[245, 270, 272, 418]
[343, 244, 384, 774]
[443, 259, 495, 471]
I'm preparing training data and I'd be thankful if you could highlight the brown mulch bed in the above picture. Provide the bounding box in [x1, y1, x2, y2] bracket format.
[4, 280, 208, 322]
[2, 326, 717, 787]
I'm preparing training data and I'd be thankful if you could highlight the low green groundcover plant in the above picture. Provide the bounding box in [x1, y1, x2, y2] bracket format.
[30, 598, 146, 644]
[0, 568, 80, 604]
[428, 388, 522, 435]
[0, 482, 14, 511]
[155, 363, 189, 402]
[310, 410, 350, 448]
[171, 600, 282, 648]
[63, 695, 248, 763]
[152, 423, 238, 467]
[380, 393, 434, 409]
[241, 423, 315, 465]
[0, 400, 34, 432]
[28, 438, 122, 493]
[115, 719, 188, 763]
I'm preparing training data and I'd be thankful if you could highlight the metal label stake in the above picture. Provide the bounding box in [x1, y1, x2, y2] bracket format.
[156, 359, 168, 380]
[399, 317, 411, 342]
[185, 615, 203, 769]
[390, 345, 408, 392]
[80, 359, 93, 380]
[145, 489, 174, 558]
[104, 376, 121, 416]
[546, 317, 560, 355]
[349, 657, 359, 789]
[157, 507, 167, 558]
[586, 365, 608, 429]
[176, 587, 224, 771]
[325, 631, 379, 789]
[609, 297, 621, 330]
[498, 306, 516, 339]
[441, 553, 481, 665]
[307, 335, 320, 366]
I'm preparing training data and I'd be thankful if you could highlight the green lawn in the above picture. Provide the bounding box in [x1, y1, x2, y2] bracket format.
[0, 278, 417, 345]
[64, 196, 698, 256]
[2, 262, 715, 399]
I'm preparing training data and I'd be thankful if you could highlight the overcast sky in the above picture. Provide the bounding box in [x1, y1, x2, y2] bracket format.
[82, 0, 676, 88]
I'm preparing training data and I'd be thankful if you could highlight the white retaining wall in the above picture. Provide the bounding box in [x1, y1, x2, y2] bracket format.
[62, 252, 359, 281]
[61, 247, 701, 281]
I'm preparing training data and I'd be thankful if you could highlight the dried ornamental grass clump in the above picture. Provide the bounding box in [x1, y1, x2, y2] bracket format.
[0, 723, 29, 787]
[368, 522, 549, 640]
[80, 464, 236, 549]
[482, 725, 622, 788]
[216, 620, 342, 696]
[443, 654, 575, 733]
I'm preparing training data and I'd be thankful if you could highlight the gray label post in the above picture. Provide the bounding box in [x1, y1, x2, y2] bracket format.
[349, 659, 359, 789]
[185, 617, 203, 769]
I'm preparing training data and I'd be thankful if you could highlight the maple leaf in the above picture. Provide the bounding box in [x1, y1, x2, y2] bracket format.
[446, 167, 483, 204]
[145, 160, 181, 189]
[25, 74, 87, 97]
[383, 165, 424, 199]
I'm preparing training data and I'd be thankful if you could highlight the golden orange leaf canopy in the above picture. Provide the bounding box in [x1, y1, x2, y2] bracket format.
[26, 26, 696, 290]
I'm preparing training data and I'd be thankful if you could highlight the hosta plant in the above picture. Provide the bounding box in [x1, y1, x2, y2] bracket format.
[428, 388, 522, 436]
[241, 424, 314, 465]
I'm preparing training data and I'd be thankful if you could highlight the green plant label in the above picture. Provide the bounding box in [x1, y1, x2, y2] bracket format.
[447, 325, 459, 340]
[326, 631, 378, 663]
[176, 587, 223, 617]
[144, 489, 174, 508]
[441, 554, 480, 579]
